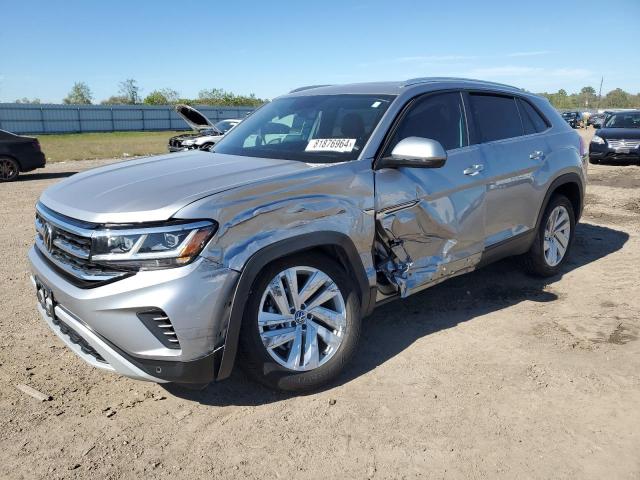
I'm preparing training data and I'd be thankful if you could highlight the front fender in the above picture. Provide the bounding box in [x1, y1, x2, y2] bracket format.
[215, 231, 373, 380]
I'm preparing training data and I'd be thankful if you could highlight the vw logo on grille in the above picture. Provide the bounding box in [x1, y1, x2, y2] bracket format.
[42, 222, 55, 253]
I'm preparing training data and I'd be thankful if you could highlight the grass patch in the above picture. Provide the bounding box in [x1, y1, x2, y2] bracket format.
[35, 130, 186, 162]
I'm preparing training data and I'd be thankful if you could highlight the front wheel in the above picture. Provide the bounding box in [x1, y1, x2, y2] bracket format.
[239, 253, 361, 392]
[523, 194, 576, 277]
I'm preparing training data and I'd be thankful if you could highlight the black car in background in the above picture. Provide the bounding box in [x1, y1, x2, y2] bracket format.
[587, 113, 605, 128]
[0, 129, 46, 182]
[589, 110, 640, 164]
[561, 111, 583, 128]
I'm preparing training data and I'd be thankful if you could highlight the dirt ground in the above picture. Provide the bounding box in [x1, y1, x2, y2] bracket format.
[1, 128, 639, 479]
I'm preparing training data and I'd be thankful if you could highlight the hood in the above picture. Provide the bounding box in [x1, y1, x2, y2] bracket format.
[175, 104, 218, 132]
[596, 128, 640, 140]
[40, 151, 317, 223]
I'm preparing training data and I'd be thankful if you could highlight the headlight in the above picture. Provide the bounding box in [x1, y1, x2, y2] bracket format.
[591, 135, 605, 145]
[91, 220, 217, 270]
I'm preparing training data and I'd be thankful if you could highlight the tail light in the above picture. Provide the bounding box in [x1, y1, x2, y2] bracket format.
[33, 139, 41, 152]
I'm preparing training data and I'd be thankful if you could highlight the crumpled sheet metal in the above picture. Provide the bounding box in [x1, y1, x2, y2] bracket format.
[175, 161, 377, 286]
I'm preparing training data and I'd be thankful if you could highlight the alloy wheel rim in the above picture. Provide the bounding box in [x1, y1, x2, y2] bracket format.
[0, 159, 17, 180]
[258, 266, 346, 371]
[543, 205, 571, 267]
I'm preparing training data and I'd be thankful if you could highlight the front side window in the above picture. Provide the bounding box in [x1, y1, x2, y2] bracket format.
[213, 94, 394, 162]
[469, 93, 523, 143]
[384, 92, 467, 153]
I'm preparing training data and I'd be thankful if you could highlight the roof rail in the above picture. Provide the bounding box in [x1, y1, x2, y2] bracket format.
[403, 77, 522, 91]
[289, 84, 333, 93]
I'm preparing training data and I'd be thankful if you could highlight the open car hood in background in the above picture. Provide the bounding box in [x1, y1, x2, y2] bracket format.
[175, 104, 217, 132]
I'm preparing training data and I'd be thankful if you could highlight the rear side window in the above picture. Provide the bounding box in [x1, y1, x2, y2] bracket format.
[469, 93, 522, 143]
[517, 98, 548, 134]
[385, 92, 467, 152]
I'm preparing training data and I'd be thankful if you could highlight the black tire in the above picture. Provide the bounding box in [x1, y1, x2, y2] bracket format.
[239, 252, 361, 392]
[523, 194, 576, 277]
[589, 156, 600, 165]
[0, 157, 20, 182]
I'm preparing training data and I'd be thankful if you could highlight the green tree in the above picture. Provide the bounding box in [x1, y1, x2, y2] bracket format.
[143, 88, 180, 105]
[63, 81, 93, 104]
[118, 78, 141, 104]
[578, 86, 596, 108]
[100, 95, 129, 105]
[14, 97, 41, 104]
[197, 88, 265, 107]
[604, 88, 631, 108]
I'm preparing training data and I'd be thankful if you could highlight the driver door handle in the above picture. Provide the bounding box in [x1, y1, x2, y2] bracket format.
[463, 164, 484, 176]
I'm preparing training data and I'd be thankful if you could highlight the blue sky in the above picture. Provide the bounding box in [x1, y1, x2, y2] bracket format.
[1, 0, 638, 103]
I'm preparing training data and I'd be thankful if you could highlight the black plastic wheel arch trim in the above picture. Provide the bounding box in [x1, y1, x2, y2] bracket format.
[215, 231, 371, 381]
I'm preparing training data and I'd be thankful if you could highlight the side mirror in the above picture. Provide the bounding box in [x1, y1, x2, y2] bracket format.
[379, 137, 447, 169]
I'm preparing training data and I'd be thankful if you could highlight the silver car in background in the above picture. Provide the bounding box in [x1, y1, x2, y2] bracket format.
[29, 78, 586, 392]
[168, 104, 241, 152]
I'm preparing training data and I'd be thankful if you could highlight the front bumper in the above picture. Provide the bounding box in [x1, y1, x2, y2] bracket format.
[28, 246, 240, 383]
[168, 145, 193, 152]
[590, 143, 640, 162]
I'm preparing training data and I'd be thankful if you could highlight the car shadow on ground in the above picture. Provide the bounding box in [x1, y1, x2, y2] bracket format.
[19, 171, 78, 181]
[165, 222, 629, 407]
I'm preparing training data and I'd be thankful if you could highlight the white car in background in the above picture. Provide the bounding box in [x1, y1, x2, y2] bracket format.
[168, 104, 241, 152]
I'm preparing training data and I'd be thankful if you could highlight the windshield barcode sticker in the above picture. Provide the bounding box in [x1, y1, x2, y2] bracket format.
[305, 138, 356, 153]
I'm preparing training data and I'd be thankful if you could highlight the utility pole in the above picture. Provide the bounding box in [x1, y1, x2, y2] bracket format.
[597, 76, 604, 111]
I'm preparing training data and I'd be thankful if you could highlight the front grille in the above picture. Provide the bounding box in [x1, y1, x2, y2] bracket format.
[35, 205, 129, 287]
[137, 309, 181, 349]
[52, 315, 106, 363]
[607, 139, 640, 149]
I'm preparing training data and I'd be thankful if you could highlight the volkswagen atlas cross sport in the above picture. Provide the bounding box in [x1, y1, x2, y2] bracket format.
[29, 78, 586, 392]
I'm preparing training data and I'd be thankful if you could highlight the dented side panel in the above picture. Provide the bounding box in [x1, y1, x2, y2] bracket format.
[174, 159, 378, 288]
[374, 146, 487, 297]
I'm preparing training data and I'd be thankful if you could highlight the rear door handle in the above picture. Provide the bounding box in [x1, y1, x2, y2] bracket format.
[463, 164, 484, 176]
[530, 150, 545, 160]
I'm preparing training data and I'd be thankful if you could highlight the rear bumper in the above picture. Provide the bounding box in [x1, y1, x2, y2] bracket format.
[18, 150, 46, 172]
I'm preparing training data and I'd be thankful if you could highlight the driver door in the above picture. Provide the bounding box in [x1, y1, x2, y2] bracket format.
[374, 91, 488, 297]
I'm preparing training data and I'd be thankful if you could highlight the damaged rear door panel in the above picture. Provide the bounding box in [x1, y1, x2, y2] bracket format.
[374, 145, 488, 299]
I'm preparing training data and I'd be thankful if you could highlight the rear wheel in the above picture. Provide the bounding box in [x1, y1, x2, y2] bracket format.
[523, 194, 575, 277]
[239, 253, 361, 392]
[0, 157, 19, 182]
[589, 156, 600, 164]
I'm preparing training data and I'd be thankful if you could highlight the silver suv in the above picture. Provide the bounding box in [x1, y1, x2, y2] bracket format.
[29, 78, 587, 392]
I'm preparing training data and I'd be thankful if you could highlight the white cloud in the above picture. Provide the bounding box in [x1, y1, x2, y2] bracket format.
[506, 51, 552, 57]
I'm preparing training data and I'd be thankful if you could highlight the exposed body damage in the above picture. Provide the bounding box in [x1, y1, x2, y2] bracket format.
[176, 159, 377, 284]
[373, 145, 487, 298]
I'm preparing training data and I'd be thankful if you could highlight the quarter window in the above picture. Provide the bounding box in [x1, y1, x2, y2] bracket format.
[385, 92, 467, 153]
[517, 98, 549, 134]
[469, 93, 522, 142]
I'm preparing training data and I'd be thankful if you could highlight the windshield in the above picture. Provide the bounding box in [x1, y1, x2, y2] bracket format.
[562, 112, 576, 118]
[214, 120, 238, 133]
[213, 94, 394, 162]
[604, 112, 640, 128]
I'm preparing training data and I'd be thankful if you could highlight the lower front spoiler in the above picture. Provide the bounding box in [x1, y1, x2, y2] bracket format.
[35, 299, 218, 385]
